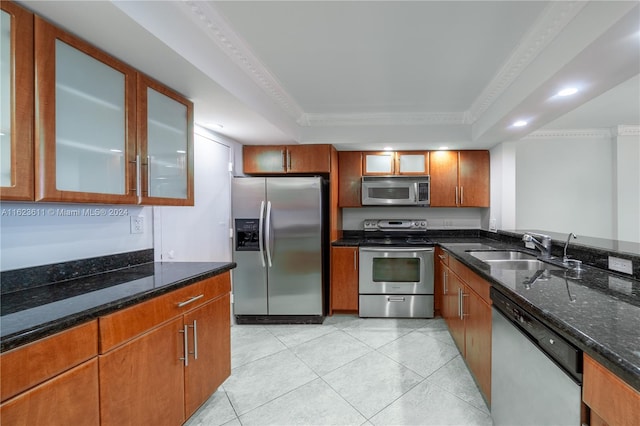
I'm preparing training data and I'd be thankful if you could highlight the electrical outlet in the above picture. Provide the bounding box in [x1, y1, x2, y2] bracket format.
[130, 216, 144, 234]
[489, 219, 497, 232]
[608, 256, 633, 275]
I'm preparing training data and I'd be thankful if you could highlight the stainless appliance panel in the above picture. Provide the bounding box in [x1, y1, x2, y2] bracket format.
[359, 295, 434, 318]
[266, 177, 323, 315]
[361, 176, 429, 206]
[232, 251, 268, 315]
[359, 247, 434, 294]
[491, 307, 581, 425]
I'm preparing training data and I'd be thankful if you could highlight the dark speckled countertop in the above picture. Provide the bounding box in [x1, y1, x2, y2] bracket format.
[334, 233, 640, 392]
[0, 261, 236, 352]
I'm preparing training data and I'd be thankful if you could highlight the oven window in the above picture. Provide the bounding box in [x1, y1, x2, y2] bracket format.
[372, 258, 420, 282]
[368, 187, 409, 200]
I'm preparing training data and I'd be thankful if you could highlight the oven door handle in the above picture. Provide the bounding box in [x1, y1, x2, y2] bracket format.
[359, 247, 434, 252]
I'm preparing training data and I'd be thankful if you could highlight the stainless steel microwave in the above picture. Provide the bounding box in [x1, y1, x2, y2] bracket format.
[361, 176, 430, 206]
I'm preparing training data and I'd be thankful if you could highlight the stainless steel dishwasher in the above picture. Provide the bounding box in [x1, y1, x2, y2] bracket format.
[491, 287, 583, 425]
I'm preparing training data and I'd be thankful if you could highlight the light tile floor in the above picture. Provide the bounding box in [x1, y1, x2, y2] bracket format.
[185, 315, 492, 426]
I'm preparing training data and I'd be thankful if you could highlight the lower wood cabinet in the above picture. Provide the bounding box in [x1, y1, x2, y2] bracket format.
[0, 358, 100, 426]
[583, 354, 640, 426]
[441, 251, 492, 403]
[330, 246, 359, 314]
[99, 272, 232, 426]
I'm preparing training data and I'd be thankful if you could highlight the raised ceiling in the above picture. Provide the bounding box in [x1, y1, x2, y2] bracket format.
[18, 1, 640, 149]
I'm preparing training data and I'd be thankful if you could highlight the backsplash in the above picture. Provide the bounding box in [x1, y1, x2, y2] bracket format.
[0, 249, 154, 295]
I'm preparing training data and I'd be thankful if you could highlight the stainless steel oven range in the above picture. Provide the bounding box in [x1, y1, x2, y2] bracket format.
[358, 219, 435, 318]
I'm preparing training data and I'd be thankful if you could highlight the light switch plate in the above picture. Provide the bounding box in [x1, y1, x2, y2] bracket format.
[608, 256, 633, 275]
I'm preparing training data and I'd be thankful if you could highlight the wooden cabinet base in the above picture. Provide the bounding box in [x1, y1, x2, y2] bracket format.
[0, 359, 99, 426]
[583, 354, 640, 426]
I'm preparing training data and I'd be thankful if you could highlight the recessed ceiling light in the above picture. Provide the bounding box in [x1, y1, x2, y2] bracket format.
[176, 150, 186, 154]
[383, 146, 393, 151]
[512, 120, 528, 128]
[438, 146, 449, 150]
[557, 87, 578, 97]
[109, 149, 123, 153]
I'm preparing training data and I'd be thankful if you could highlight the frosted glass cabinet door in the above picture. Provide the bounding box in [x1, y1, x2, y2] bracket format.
[138, 75, 194, 206]
[364, 153, 395, 174]
[397, 152, 429, 175]
[34, 17, 137, 204]
[0, 2, 33, 201]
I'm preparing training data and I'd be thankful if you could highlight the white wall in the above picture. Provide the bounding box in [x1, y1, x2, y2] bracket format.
[614, 129, 640, 243]
[153, 127, 240, 262]
[515, 134, 615, 239]
[489, 141, 516, 231]
[342, 207, 485, 230]
[0, 203, 152, 271]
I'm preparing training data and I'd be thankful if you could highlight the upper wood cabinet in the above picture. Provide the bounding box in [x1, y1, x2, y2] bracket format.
[338, 151, 362, 207]
[0, 1, 34, 201]
[430, 150, 489, 207]
[363, 151, 429, 176]
[13, 13, 195, 206]
[137, 74, 194, 206]
[243, 144, 332, 174]
[34, 16, 138, 204]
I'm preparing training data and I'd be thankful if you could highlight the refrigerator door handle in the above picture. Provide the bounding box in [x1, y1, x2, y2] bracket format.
[265, 201, 273, 267]
[258, 200, 266, 267]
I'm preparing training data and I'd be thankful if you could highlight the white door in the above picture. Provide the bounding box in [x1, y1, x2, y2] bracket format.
[154, 133, 232, 262]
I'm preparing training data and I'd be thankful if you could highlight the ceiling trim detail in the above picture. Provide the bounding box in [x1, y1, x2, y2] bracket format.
[180, 0, 305, 122]
[181, 0, 586, 129]
[299, 111, 469, 127]
[614, 125, 640, 137]
[522, 128, 614, 139]
[467, 1, 587, 123]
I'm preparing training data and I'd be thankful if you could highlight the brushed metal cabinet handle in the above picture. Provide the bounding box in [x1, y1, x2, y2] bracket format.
[179, 324, 189, 366]
[281, 149, 286, 171]
[190, 320, 198, 360]
[460, 186, 464, 205]
[443, 270, 448, 294]
[353, 250, 357, 270]
[177, 294, 204, 308]
[387, 297, 406, 302]
[455, 187, 458, 205]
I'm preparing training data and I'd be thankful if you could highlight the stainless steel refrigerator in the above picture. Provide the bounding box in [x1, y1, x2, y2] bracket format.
[232, 176, 327, 323]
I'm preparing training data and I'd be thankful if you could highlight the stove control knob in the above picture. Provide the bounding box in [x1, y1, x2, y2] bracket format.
[421, 221, 426, 227]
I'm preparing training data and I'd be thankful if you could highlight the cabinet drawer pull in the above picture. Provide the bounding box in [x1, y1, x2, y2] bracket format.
[179, 324, 189, 366]
[438, 254, 447, 260]
[177, 294, 204, 308]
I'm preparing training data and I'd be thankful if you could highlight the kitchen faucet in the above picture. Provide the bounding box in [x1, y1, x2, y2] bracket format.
[563, 232, 577, 263]
[522, 233, 553, 259]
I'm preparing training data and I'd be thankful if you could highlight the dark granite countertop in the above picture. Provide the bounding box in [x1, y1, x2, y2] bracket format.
[333, 233, 640, 391]
[0, 261, 236, 353]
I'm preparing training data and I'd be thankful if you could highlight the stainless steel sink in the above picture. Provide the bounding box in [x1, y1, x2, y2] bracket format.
[467, 250, 562, 270]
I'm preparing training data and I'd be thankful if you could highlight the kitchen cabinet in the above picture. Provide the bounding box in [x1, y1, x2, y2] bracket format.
[441, 250, 492, 403]
[434, 247, 449, 316]
[583, 354, 640, 426]
[243, 144, 332, 174]
[330, 246, 359, 313]
[362, 151, 429, 176]
[137, 74, 194, 206]
[338, 151, 362, 207]
[0, 320, 99, 425]
[0, 1, 34, 201]
[33, 15, 194, 206]
[0, 359, 100, 426]
[429, 150, 489, 207]
[98, 272, 231, 426]
[34, 16, 138, 204]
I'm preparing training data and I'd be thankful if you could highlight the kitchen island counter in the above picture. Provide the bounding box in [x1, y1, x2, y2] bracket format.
[1, 261, 236, 352]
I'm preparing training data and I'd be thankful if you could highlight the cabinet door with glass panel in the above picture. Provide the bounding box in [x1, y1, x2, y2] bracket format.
[34, 16, 138, 204]
[0, 1, 34, 201]
[137, 74, 194, 206]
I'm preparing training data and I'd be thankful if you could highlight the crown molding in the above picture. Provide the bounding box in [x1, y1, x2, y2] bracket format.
[614, 125, 640, 137]
[180, 0, 587, 129]
[467, 1, 587, 123]
[180, 0, 305, 122]
[522, 128, 613, 139]
[299, 111, 468, 127]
